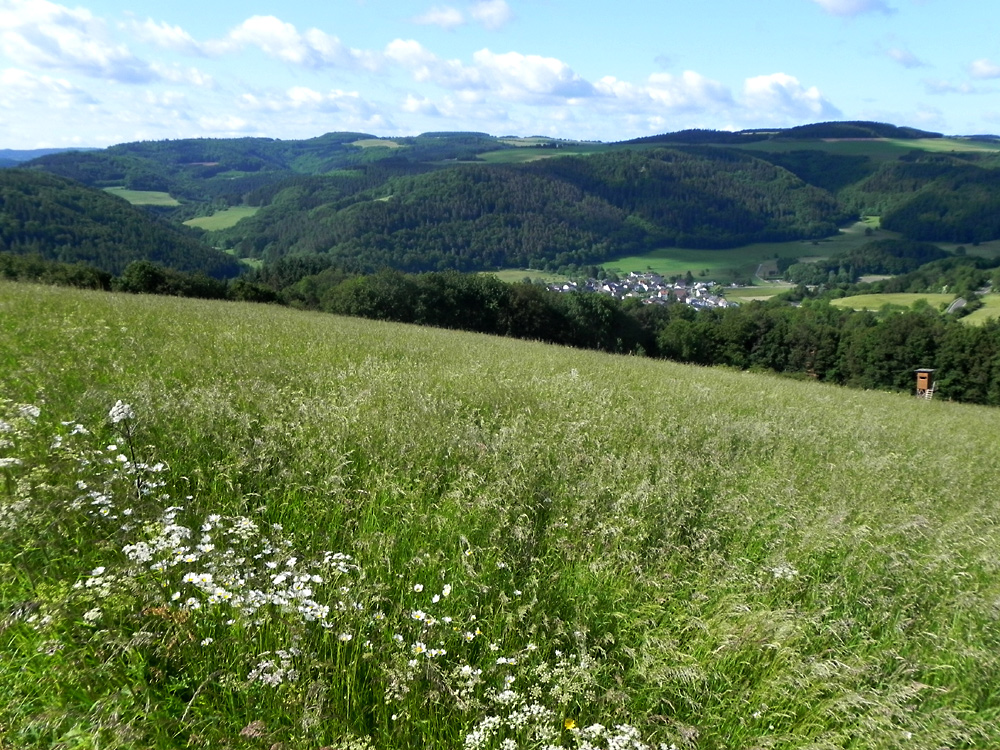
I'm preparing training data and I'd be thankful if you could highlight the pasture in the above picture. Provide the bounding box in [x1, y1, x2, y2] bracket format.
[830, 292, 955, 311]
[103, 186, 180, 206]
[601, 219, 890, 283]
[1, 282, 999, 749]
[184, 205, 260, 231]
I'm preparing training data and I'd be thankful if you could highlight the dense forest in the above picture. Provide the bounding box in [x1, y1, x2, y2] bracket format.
[9, 122, 1000, 275]
[0, 170, 240, 276]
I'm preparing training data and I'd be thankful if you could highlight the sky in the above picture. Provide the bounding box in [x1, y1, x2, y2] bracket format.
[1, 0, 999, 149]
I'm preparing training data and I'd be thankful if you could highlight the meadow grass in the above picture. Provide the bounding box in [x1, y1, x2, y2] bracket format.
[600, 220, 894, 283]
[103, 187, 181, 206]
[959, 293, 1000, 325]
[830, 293, 955, 312]
[184, 206, 260, 231]
[2, 281, 999, 749]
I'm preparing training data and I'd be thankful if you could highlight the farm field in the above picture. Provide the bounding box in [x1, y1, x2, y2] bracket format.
[830, 292, 955, 311]
[184, 205, 260, 231]
[960, 294, 1000, 325]
[1, 282, 999, 749]
[734, 136, 1000, 160]
[103, 186, 180, 206]
[600, 219, 889, 282]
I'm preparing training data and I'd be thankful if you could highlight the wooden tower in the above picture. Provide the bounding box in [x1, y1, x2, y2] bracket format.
[915, 368, 935, 399]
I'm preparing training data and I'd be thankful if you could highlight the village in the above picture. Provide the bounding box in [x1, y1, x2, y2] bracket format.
[547, 271, 738, 309]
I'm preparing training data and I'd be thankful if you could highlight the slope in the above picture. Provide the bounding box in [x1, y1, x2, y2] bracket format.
[0, 169, 240, 276]
[1, 282, 998, 749]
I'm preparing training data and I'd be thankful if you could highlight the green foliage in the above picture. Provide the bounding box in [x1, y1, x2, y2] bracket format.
[785, 239, 949, 284]
[2, 283, 1000, 749]
[0, 169, 240, 277]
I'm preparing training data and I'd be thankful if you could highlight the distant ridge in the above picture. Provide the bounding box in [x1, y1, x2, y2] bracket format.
[619, 120, 943, 146]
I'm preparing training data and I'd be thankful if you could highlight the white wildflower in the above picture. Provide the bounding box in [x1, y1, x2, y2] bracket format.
[109, 400, 134, 424]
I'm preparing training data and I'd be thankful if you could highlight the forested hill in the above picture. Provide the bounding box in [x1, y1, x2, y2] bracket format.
[0, 170, 240, 277]
[9, 121, 1000, 274]
[216, 148, 848, 272]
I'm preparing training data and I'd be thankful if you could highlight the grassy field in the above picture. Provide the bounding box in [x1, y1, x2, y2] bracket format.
[734, 136, 1000, 161]
[960, 294, 1000, 325]
[184, 206, 260, 231]
[830, 292, 956, 312]
[600, 219, 890, 283]
[103, 187, 180, 206]
[2, 282, 999, 749]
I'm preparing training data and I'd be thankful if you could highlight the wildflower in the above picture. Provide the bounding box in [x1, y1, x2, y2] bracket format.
[201, 638, 214, 646]
[339, 633, 353, 642]
[442, 583, 452, 597]
[82, 608, 102, 623]
[17, 404, 40, 420]
[413, 583, 424, 592]
[108, 401, 134, 424]
[412, 641, 427, 655]
[0, 457, 22, 468]
[564, 718, 577, 730]
[411, 609, 426, 621]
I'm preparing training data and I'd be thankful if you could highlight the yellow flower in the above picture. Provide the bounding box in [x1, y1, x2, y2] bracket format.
[564, 718, 577, 730]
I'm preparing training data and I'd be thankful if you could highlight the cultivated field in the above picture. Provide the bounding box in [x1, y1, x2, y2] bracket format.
[2, 282, 999, 749]
[103, 187, 180, 206]
[184, 206, 260, 231]
[830, 293, 956, 312]
[600, 219, 888, 283]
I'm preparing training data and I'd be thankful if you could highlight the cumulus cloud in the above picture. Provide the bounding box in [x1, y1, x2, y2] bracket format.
[0, 0, 157, 82]
[970, 58, 1000, 79]
[470, 0, 513, 30]
[923, 78, 980, 95]
[402, 93, 441, 116]
[472, 49, 593, 100]
[127, 17, 203, 55]
[412, 1, 512, 31]
[214, 15, 378, 70]
[888, 47, 925, 68]
[811, 0, 894, 16]
[743, 73, 841, 122]
[412, 6, 465, 30]
[0, 65, 92, 107]
[385, 38, 481, 87]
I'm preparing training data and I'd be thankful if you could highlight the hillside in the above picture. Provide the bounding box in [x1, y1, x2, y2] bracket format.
[217, 147, 847, 271]
[0, 169, 240, 276]
[1, 282, 998, 749]
[8, 120, 1000, 274]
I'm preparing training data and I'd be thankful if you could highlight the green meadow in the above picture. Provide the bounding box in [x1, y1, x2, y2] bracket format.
[103, 187, 180, 206]
[184, 206, 260, 231]
[600, 219, 888, 283]
[831, 293, 956, 312]
[959, 294, 1000, 325]
[2, 282, 999, 749]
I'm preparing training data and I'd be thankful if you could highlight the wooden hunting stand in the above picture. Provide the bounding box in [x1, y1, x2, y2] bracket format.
[915, 368, 935, 399]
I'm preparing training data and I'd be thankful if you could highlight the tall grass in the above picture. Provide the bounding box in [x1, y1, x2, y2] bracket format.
[1, 281, 999, 749]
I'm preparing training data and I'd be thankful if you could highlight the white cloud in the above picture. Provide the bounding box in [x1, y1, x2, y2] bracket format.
[402, 93, 441, 116]
[811, 0, 894, 16]
[385, 38, 481, 87]
[888, 47, 925, 68]
[215, 15, 377, 70]
[472, 49, 594, 100]
[470, 0, 513, 30]
[149, 62, 213, 87]
[923, 78, 981, 95]
[743, 73, 841, 122]
[970, 58, 1000, 79]
[0, 0, 156, 82]
[0, 65, 91, 107]
[593, 71, 733, 118]
[412, 6, 465, 30]
[412, 1, 512, 31]
[128, 18, 203, 55]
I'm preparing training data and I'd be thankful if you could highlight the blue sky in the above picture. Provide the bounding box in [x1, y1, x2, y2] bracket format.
[0, 0, 998, 148]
